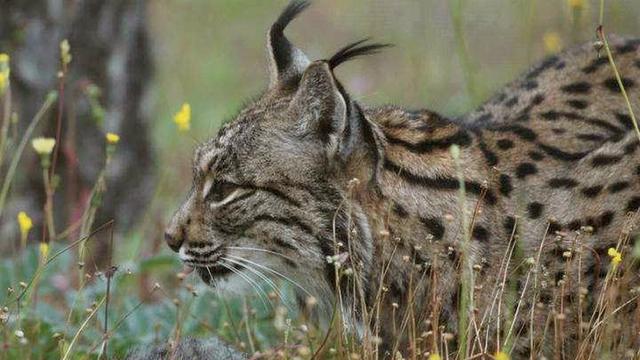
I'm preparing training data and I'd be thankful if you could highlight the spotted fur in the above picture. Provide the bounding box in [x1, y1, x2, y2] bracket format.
[165, 1, 640, 358]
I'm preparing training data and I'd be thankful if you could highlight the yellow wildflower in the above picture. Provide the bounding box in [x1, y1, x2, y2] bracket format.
[428, 354, 442, 360]
[607, 247, 622, 265]
[17, 212, 33, 239]
[0, 54, 8, 93]
[543, 32, 563, 54]
[495, 351, 510, 360]
[31, 137, 56, 155]
[105, 132, 120, 144]
[173, 103, 191, 132]
[39, 242, 49, 262]
[568, 0, 585, 10]
[60, 39, 72, 66]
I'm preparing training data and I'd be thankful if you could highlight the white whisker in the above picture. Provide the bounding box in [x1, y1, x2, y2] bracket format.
[218, 262, 272, 310]
[223, 257, 279, 294]
[227, 254, 312, 297]
[220, 262, 273, 309]
[227, 246, 297, 263]
[223, 257, 292, 312]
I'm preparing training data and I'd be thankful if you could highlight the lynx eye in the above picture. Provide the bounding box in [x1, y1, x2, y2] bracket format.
[205, 180, 239, 203]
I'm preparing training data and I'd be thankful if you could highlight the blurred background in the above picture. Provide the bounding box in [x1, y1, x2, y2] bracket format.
[0, 0, 639, 358]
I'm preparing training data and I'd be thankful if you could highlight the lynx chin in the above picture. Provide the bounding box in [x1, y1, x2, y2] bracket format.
[166, 1, 640, 358]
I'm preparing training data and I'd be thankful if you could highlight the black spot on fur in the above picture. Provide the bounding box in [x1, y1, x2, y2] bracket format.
[585, 117, 626, 134]
[624, 141, 639, 155]
[497, 139, 514, 150]
[576, 133, 606, 142]
[609, 181, 630, 193]
[477, 113, 493, 123]
[591, 154, 622, 167]
[528, 151, 545, 161]
[527, 202, 544, 219]
[492, 125, 537, 141]
[504, 216, 517, 234]
[636, 165, 640, 176]
[523, 80, 538, 90]
[541, 110, 585, 122]
[515, 112, 530, 122]
[548, 178, 579, 188]
[552, 128, 566, 134]
[478, 140, 499, 167]
[499, 174, 513, 197]
[516, 163, 537, 179]
[614, 113, 634, 130]
[537, 143, 589, 161]
[616, 40, 640, 54]
[385, 129, 472, 154]
[566, 99, 589, 110]
[505, 97, 518, 107]
[603, 77, 635, 93]
[542, 111, 625, 136]
[541, 111, 560, 120]
[420, 217, 445, 240]
[582, 57, 608, 74]
[581, 185, 603, 198]
[567, 220, 582, 231]
[561, 82, 591, 94]
[626, 197, 640, 213]
[527, 56, 559, 78]
[531, 93, 545, 106]
[598, 211, 615, 228]
[548, 221, 562, 234]
[472, 225, 489, 242]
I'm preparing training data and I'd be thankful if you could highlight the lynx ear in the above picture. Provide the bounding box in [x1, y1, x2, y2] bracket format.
[290, 61, 347, 143]
[289, 40, 391, 163]
[290, 61, 380, 167]
[267, 0, 311, 88]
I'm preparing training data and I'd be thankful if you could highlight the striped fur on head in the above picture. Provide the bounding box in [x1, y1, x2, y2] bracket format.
[165, 0, 388, 321]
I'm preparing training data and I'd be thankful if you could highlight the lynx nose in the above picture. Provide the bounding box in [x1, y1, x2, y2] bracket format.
[164, 220, 184, 253]
[164, 232, 183, 253]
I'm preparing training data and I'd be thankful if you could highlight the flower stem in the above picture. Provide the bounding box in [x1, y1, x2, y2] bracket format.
[0, 92, 57, 219]
[42, 166, 56, 241]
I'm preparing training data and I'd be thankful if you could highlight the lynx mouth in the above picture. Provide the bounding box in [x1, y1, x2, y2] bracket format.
[185, 262, 244, 285]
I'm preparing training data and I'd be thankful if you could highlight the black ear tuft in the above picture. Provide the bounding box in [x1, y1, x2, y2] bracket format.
[268, 1, 311, 86]
[271, 0, 310, 35]
[328, 39, 392, 70]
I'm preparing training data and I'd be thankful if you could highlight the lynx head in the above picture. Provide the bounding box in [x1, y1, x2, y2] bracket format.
[165, 0, 388, 310]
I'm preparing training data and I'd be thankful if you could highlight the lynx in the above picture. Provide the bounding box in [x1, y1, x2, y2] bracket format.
[165, 1, 640, 358]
